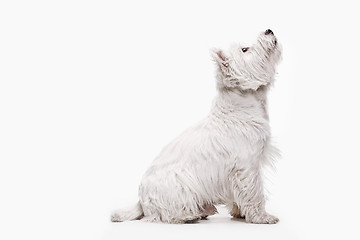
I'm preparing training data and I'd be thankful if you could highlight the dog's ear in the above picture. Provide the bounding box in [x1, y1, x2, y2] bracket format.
[211, 48, 266, 90]
[212, 48, 239, 88]
[211, 48, 230, 73]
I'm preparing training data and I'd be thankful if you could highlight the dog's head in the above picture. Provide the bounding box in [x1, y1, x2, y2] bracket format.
[212, 29, 282, 91]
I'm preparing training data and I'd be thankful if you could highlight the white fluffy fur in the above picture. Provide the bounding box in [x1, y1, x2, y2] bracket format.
[112, 30, 282, 224]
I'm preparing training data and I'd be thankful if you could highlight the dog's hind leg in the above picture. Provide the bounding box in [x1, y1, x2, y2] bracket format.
[200, 203, 218, 219]
[227, 203, 245, 218]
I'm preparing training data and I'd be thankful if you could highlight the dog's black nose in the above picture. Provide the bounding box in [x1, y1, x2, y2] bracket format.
[265, 29, 274, 35]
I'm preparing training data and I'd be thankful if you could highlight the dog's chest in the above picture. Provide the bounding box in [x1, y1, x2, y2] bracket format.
[210, 103, 270, 157]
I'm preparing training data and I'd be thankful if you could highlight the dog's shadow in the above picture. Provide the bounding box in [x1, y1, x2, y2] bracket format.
[185, 216, 246, 224]
[230, 217, 246, 223]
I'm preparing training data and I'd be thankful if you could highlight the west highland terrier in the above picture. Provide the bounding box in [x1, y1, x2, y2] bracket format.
[112, 29, 282, 224]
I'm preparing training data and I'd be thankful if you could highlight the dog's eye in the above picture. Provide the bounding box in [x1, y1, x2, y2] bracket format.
[241, 47, 249, 53]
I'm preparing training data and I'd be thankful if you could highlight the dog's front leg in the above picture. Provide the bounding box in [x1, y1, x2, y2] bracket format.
[230, 167, 279, 224]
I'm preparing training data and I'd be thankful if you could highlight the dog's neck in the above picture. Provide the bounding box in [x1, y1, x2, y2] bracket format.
[214, 86, 269, 120]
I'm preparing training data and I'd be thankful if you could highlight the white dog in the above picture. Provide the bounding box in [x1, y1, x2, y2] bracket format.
[112, 29, 282, 224]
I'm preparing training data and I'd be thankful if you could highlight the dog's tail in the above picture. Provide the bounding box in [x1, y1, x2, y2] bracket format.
[111, 202, 144, 222]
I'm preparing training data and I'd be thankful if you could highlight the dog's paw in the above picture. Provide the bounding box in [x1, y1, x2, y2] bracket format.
[229, 204, 245, 218]
[246, 213, 279, 224]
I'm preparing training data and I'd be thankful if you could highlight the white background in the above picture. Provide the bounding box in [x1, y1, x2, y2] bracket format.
[1, 0, 360, 239]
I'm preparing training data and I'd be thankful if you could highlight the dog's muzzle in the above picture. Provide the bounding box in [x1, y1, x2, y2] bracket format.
[265, 29, 274, 35]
